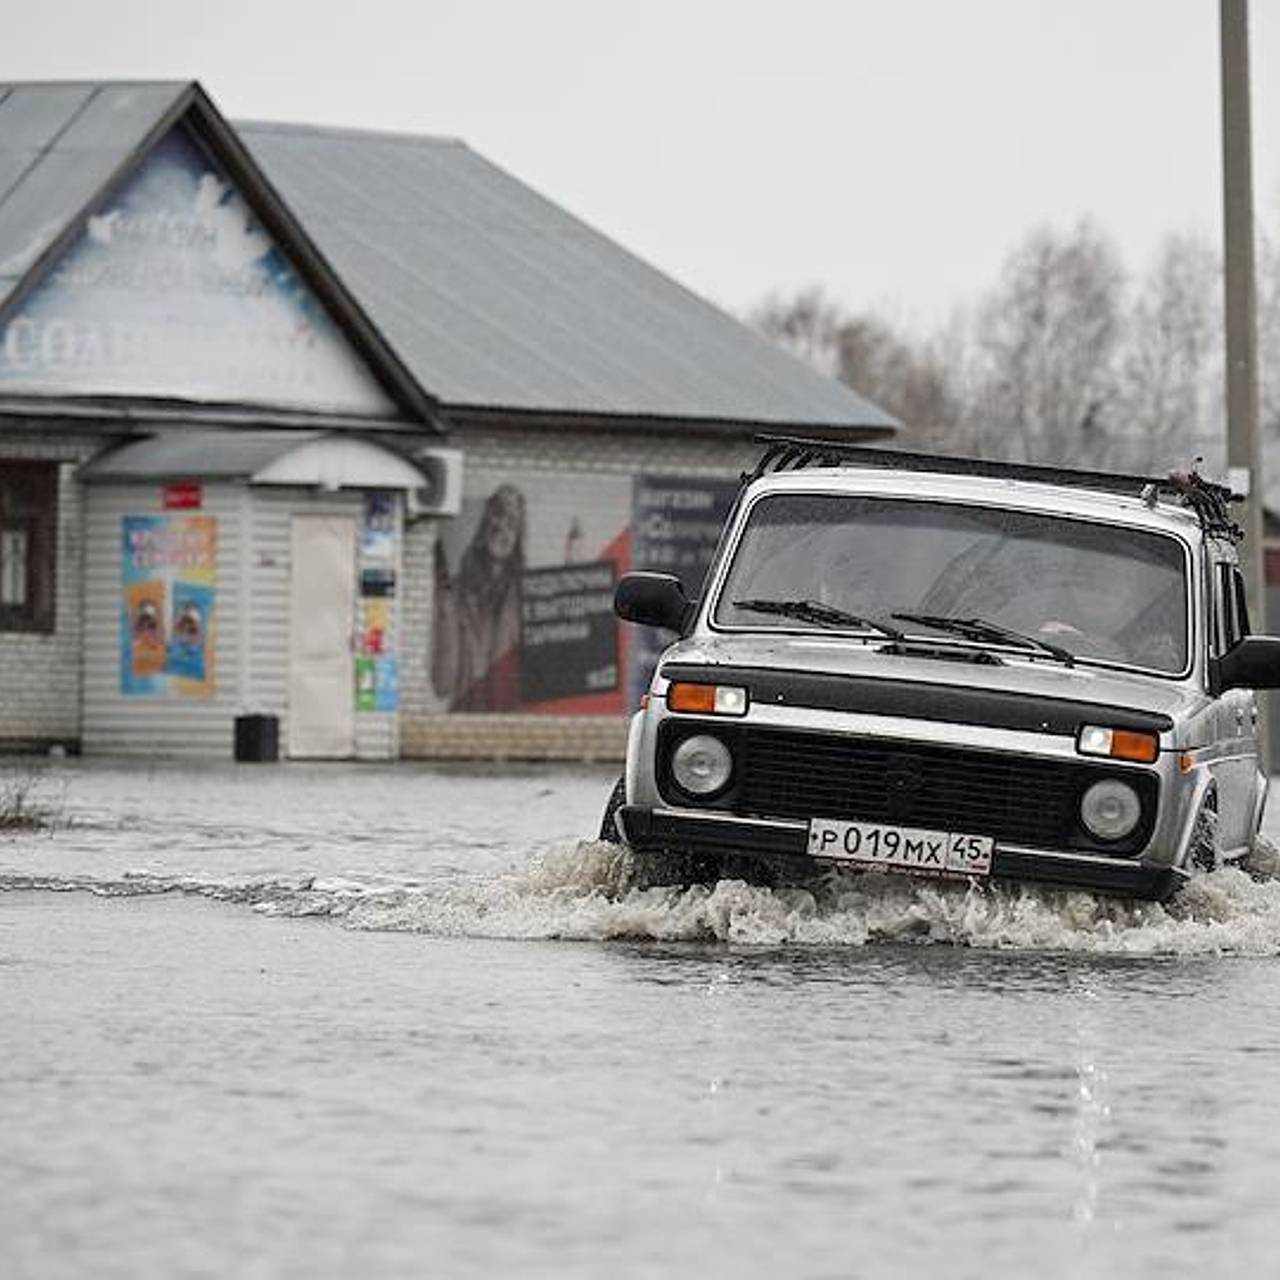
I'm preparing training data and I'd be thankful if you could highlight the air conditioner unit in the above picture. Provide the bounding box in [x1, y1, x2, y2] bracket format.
[408, 446, 464, 518]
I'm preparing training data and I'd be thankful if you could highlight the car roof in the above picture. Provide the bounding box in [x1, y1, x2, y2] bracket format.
[744, 465, 1206, 542]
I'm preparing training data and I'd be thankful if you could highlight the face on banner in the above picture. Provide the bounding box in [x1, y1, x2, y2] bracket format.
[120, 514, 217, 697]
[430, 474, 629, 715]
[426, 469, 740, 716]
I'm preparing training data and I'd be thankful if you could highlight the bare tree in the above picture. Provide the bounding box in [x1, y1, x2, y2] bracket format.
[1110, 233, 1222, 473]
[747, 290, 970, 450]
[832, 313, 965, 451]
[748, 287, 844, 374]
[969, 221, 1125, 466]
[747, 218, 1254, 477]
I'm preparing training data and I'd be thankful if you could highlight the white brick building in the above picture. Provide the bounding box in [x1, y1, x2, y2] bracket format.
[0, 80, 895, 759]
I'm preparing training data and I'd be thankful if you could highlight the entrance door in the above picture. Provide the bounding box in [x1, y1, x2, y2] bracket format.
[288, 515, 356, 758]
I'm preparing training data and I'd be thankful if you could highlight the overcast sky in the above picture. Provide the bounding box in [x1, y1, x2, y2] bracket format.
[10, 0, 1280, 329]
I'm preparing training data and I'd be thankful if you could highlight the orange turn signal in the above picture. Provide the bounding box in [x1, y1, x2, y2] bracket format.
[667, 683, 717, 713]
[666, 683, 748, 716]
[1110, 730, 1159, 764]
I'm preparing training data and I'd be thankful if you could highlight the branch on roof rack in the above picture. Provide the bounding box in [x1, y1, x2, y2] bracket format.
[745, 434, 1243, 542]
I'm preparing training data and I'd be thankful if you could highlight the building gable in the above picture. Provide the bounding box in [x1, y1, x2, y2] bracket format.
[0, 121, 399, 418]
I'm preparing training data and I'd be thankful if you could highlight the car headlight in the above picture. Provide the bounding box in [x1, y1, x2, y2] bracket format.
[1077, 724, 1159, 763]
[670, 734, 733, 796]
[1080, 779, 1142, 841]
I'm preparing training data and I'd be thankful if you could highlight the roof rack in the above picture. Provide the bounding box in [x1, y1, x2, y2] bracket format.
[746, 435, 1243, 542]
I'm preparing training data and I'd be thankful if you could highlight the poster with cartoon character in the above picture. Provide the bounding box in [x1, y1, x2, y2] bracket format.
[120, 515, 217, 697]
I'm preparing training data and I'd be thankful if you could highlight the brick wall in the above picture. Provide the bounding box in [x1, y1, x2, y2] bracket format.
[0, 433, 100, 749]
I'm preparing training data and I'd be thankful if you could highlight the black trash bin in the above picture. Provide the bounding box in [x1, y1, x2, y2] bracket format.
[234, 714, 279, 763]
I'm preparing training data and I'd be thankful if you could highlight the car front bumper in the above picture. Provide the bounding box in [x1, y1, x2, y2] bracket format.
[616, 805, 1185, 902]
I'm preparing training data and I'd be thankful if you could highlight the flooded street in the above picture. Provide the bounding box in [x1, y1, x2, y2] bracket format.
[5, 761, 1280, 1278]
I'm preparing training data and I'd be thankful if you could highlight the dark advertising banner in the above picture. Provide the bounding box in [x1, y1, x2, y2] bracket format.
[628, 474, 740, 703]
[429, 469, 737, 716]
[520, 560, 618, 704]
[431, 474, 630, 715]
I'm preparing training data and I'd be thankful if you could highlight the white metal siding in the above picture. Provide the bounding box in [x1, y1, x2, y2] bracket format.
[82, 481, 246, 756]
[245, 489, 293, 746]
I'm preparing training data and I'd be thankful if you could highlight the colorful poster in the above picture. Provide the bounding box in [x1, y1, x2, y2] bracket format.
[354, 656, 399, 712]
[359, 598, 392, 655]
[362, 493, 395, 562]
[355, 657, 377, 712]
[374, 657, 399, 712]
[353, 492, 399, 713]
[120, 514, 217, 697]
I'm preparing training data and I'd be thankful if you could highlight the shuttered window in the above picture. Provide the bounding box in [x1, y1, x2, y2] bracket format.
[0, 462, 57, 633]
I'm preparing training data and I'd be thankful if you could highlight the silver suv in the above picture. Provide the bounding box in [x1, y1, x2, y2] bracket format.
[602, 440, 1277, 901]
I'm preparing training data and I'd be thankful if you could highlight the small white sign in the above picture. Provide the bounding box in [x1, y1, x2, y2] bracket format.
[807, 818, 993, 877]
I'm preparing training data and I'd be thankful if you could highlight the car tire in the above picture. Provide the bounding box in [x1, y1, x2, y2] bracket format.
[1189, 798, 1220, 872]
[598, 776, 627, 843]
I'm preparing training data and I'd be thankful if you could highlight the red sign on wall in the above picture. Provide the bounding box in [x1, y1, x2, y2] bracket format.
[162, 482, 202, 511]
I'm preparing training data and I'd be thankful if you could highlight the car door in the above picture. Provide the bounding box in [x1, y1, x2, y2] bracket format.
[1210, 557, 1259, 851]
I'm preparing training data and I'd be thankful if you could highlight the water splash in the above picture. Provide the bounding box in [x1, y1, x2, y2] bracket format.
[7, 837, 1280, 956]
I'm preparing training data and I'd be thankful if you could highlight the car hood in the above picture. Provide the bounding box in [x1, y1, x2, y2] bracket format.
[657, 632, 1207, 724]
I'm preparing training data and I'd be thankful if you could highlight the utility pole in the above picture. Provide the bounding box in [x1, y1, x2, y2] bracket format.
[1220, 0, 1269, 769]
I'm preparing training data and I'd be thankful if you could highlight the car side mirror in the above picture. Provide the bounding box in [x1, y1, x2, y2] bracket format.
[1215, 635, 1280, 691]
[614, 572, 694, 633]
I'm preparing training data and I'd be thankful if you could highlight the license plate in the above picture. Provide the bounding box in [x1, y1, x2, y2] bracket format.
[807, 818, 993, 878]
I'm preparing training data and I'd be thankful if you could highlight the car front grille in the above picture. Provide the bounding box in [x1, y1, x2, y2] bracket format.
[716, 727, 1138, 853]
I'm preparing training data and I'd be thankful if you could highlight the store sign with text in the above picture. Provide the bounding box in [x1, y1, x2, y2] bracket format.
[0, 126, 395, 417]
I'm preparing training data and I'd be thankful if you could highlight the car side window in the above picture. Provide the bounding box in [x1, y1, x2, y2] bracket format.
[1209, 557, 1228, 658]
[1214, 561, 1250, 654]
[1230, 567, 1251, 640]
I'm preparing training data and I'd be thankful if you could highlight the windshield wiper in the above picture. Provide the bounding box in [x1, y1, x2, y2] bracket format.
[734, 598, 904, 640]
[891, 612, 1075, 667]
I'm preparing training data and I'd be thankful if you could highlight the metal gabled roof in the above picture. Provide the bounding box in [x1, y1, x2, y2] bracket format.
[0, 79, 897, 435]
[237, 122, 898, 433]
[0, 81, 437, 428]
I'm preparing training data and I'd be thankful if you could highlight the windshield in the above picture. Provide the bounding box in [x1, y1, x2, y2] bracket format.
[713, 493, 1190, 674]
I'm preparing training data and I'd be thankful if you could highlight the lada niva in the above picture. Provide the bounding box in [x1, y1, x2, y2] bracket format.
[601, 439, 1280, 901]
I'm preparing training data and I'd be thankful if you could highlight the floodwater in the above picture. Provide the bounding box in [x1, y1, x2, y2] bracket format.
[5, 761, 1280, 1279]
